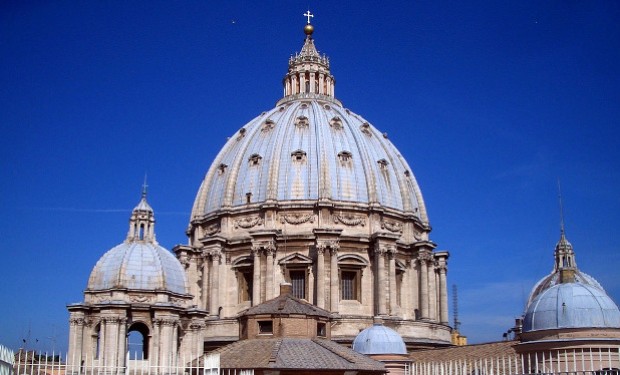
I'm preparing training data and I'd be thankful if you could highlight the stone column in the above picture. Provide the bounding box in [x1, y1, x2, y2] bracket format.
[188, 257, 200, 306]
[309, 72, 316, 93]
[201, 251, 209, 311]
[375, 245, 387, 316]
[316, 245, 326, 309]
[68, 314, 85, 368]
[329, 244, 339, 313]
[102, 316, 120, 368]
[419, 252, 431, 319]
[428, 264, 437, 321]
[116, 318, 127, 370]
[265, 247, 275, 300]
[299, 74, 306, 94]
[388, 247, 398, 315]
[252, 246, 261, 305]
[210, 252, 221, 317]
[438, 263, 449, 324]
[318, 73, 325, 94]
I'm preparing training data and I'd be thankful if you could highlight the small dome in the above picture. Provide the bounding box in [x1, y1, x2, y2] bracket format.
[352, 324, 407, 355]
[87, 241, 188, 295]
[87, 191, 188, 296]
[523, 283, 620, 332]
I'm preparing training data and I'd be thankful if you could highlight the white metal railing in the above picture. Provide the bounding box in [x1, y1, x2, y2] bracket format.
[412, 347, 620, 375]
[13, 351, 224, 375]
[0, 344, 14, 375]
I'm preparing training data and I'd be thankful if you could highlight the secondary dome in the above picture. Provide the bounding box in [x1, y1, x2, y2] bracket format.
[353, 324, 407, 355]
[523, 283, 620, 332]
[527, 231, 602, 306]
[191, 29, 428, 222]
[87, 192, 188, 295]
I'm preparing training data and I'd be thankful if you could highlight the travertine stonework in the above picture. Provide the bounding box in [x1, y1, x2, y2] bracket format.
[67, 22, 452, 371]
[175, 25, 451, 350]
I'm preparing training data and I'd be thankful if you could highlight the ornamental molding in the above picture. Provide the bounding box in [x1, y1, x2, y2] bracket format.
[234, 215, 263, 229]
[70, 317, 88, 326]
[130, 294, 154, 304]
[204, 223, 220, 236]
[280, 212, 315, 225]
[381, 219, 403, 233]
[170, 297, 185, 307]
[333, 213, 365, 227]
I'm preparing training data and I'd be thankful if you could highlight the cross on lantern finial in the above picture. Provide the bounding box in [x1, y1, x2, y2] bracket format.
[304, 10, 314, 24]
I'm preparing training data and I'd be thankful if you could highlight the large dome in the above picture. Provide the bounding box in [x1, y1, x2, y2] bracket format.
[191, 33, 428, 223]
[523, 283, 620, 332]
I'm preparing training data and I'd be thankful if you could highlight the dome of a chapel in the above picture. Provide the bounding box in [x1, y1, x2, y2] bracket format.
[353, 324, 407, 355]
[87, 192, 188, 295]
[190, 27, 428, 223]
[523, 283, 620, 332]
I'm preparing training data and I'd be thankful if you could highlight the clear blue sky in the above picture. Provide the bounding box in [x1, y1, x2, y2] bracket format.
[1, 1, 619, 352]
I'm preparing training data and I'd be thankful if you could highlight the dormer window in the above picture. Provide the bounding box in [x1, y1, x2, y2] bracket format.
[295, 115, 309, 128]
[249, 154, 262, 166]
[330, 116, 343, 130]
[261, 119, 275, 132]
[217, 163, 228, 175]
[360, 122, 372, 136]
[291, 150, 307, 163]
[378, 159, 389, 170]
[338, 151, 353, 167]
[237, 127, 247, 140]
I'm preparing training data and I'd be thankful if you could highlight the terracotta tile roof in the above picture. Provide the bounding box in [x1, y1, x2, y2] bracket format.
[214, 338, 386, 372]
[241, 293, 331, 318]
[409, 341, 519, 362]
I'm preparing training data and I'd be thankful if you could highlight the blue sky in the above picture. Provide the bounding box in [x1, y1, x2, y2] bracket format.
[1, 1, 619, 352]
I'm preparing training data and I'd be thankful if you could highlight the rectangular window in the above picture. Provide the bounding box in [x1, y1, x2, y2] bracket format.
[238, 269, 253, 303]
[317, 322, 326, 337]
[341, 270, 358, 301]
[258, 320, 273, 334]
[290, 270, 306, 299]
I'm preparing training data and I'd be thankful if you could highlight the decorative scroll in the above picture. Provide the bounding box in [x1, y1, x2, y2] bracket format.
[130, 294, 154, 303]
[170, 297, 186, 307]
[280, 212, 314, 225]
[381, 219, 403, 233]
[333, 213, 365, 227]
[204, 223, 220, 236]
[234, 215, 263, 229]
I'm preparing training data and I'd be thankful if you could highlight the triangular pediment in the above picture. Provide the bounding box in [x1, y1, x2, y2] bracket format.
[278, 252, 313, 265]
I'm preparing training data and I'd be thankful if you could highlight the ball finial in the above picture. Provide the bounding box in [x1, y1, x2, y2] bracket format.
[304, 23, 314, 35]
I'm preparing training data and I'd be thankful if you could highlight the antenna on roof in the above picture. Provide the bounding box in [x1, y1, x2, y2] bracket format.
[452, 284, 461, 331]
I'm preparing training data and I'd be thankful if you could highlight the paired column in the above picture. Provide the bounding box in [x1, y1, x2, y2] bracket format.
[68, 314, 86, 367]
[316, 246, 326, 309]
[388, 247, 398, 315]
[201, 251, 210, 311]
[375, 245, 387, 316]
[210, 251, 221, 317]
[418, 251, 431, 319]
[329, 245, 339, 313]
[265, 247, 275, 300]
[252, 246, 261, 305]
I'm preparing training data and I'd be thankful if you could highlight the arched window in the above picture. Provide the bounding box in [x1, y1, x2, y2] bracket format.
[127, 322, 149, 360]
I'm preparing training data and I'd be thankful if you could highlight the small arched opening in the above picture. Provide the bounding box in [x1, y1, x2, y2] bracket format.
[127, 322, 149, 360]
